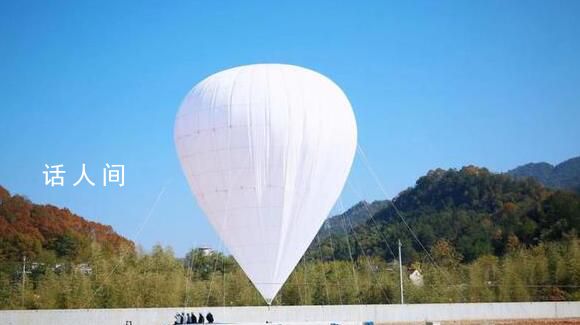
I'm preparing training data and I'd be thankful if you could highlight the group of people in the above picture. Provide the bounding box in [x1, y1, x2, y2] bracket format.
[173, 312, 214, 324]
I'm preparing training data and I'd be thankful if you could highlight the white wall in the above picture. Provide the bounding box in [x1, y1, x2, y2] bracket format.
[1, 302, 578, 325]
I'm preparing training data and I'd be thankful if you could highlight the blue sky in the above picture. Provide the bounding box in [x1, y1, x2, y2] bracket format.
[1, 1, 579, 256]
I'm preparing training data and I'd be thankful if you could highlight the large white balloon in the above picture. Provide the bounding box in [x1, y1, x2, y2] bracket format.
[174, 64, 357, 303]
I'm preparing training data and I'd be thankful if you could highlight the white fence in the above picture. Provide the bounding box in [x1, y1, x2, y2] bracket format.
[1, 302, 578, 325]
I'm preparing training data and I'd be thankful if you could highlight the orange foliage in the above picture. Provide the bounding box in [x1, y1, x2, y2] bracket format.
[0, 185, 134, 260]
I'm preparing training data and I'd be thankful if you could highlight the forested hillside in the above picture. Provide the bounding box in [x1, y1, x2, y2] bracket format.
[0, 186, 134, 263]
[310, 166, 580, 262]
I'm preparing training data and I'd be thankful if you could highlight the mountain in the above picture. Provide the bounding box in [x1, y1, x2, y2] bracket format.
[507, 156, 580, 193]
[309, 166, 580, 263]
[0, 185, 134, 262]
[315, 156, 580, 251]
[318, 200, 390, 237]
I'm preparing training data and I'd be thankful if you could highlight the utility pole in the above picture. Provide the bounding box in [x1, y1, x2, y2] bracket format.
[398, 240, 404, 304]
[22, 255, 26, 305]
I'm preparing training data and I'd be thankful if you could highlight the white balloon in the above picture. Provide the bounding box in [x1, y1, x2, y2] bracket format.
[174, 64, 357, 303]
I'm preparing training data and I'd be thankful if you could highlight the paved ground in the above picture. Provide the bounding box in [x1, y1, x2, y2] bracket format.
[379, 319, 580, 325]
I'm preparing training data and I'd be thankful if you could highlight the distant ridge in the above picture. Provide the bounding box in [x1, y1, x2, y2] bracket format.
[507, 156, 580, 193]
[320, 200, 390, 237]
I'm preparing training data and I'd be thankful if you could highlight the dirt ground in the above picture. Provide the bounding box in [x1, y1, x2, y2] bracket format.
[488, 320, 580, 325]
